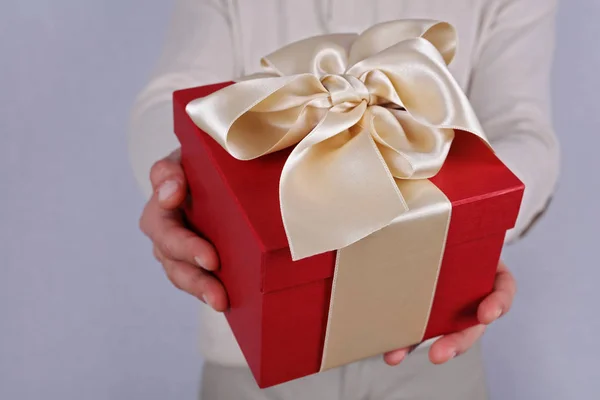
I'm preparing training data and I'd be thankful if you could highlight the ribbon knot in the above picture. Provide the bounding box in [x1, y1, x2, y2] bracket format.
[322, 74, 371, 109]
[186, 20, 488, 260]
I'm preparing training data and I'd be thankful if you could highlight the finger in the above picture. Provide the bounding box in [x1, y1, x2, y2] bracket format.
[478, 263, 516, 324]
[156, 218, 219, 271]
[150, 153, 187, 210]
[383, 345, 417, 366]
[153, 245, 164, 263]
[141, 197, 219, 271]
[429, 324, 486, 364]
[150, 149, 183, 188]
[162, 258, 228, 312]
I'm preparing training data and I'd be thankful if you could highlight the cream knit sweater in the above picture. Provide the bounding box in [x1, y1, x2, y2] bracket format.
[128, 0, 560, 367]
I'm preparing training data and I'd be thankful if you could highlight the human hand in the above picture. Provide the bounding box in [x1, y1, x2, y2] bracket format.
[138, 149, 228, 311]
[383, 260, 516, 365]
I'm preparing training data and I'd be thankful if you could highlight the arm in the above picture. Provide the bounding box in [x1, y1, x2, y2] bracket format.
[468, 0, 560, 242]
[387, 0, 559, 365]
[128, 0, 237, 199]
[129, 0, 240, 311]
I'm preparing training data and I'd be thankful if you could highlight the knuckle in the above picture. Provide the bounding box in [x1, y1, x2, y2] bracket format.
[512, 277, 518, 295]
[161, 236, 178, 258]
[151, 159, 171, 174]
[183, 232, 203, 253]
[501, 289, 514, 306]
[167, 148, 182, 161]
[164, 229, 200, 263]
[138, 211, 149, 234]
[188, 274, 208, 297]
[152, 246, 163, 262]
[168, 275, 184, 292]
[150, 159, 174, 184]
[138, 205, 159, 239]
[188, 271, 206, 289]
[456, 329, 468, 344]
[164, 263, 183, 290]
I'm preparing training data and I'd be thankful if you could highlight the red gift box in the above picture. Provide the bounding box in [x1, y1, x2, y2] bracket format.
[173, 82, 524, 388]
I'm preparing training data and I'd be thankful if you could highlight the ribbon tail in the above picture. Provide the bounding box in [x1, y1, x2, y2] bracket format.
[280, 104, 408, 260]
[320, 178, 451, 371]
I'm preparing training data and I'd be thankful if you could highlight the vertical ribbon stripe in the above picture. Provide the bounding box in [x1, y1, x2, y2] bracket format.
[320, 179, 451, 371]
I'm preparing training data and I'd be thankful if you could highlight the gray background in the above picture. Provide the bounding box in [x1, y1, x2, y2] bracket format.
[1, 1, 598, 399]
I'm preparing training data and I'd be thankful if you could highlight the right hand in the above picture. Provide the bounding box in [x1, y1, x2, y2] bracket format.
[139, 149, 228, 312]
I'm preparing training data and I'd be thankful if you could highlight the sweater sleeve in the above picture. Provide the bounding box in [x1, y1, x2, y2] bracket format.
[127, 0, 236, 199]
[467, 0, 560, 243]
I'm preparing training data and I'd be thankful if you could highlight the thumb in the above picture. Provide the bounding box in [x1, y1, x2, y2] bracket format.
[150, 149, 187, 210]
[383, 346, 415, 366]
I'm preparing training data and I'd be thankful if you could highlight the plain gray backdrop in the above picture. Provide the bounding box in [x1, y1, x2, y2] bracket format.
[1, 1, 598, 399]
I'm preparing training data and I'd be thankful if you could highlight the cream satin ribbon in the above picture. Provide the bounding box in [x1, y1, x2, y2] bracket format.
[186, 20, 489, 371]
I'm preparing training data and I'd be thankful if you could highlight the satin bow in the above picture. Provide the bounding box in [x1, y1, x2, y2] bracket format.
[186, 20, 487, 260]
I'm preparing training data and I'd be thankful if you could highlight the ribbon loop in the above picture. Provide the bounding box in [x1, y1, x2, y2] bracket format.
[186, 19, 488, 260]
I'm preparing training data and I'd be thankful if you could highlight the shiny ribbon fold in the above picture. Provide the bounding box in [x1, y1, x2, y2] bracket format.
[186, 19, 489, 370]
[187, 19, 487, 261]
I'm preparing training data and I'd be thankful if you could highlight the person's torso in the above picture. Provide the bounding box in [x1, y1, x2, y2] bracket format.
[229, 0, 498, 91]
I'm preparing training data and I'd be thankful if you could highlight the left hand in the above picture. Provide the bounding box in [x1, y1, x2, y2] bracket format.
[383, 260, 516, 366]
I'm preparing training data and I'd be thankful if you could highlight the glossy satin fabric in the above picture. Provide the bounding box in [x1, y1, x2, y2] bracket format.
[186, 20, 488, 371]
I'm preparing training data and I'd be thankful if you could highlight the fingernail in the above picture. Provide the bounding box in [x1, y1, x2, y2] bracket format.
[202, 293, 214, 309]
[388, 350, 407, 365]
[195, 256, 209, 270]
[450, 351, 457, 359]
[495, 308, 503, 319]
[158, 180, 178, 202]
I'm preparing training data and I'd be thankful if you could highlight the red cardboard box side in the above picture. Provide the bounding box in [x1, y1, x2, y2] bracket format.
[261, 278, 333, 387]
[174, 84, 267, 382]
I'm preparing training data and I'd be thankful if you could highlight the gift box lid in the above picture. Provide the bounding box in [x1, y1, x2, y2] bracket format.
[174, 84, 524, 294]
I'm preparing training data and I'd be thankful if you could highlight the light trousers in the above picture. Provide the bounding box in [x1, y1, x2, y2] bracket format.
[200, 341, 487, 400]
